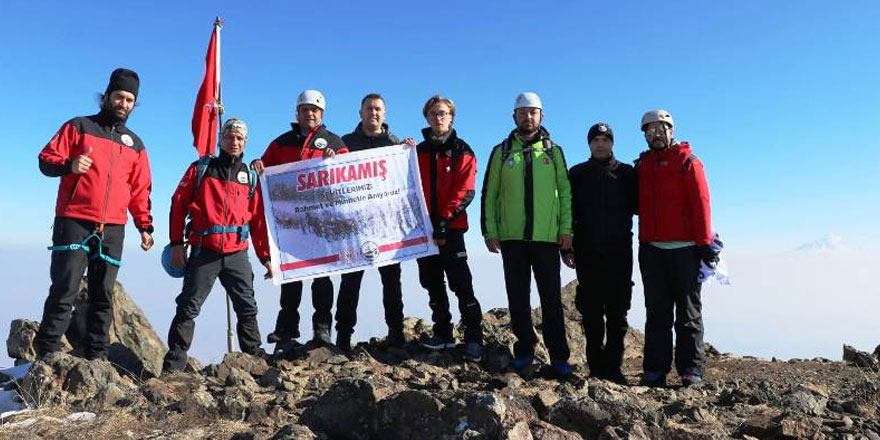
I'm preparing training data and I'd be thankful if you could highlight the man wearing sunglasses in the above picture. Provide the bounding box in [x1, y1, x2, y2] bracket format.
[635, 109, 717, 387]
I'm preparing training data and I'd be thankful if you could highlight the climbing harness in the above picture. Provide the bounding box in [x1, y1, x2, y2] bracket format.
[47, 223, 122, 267]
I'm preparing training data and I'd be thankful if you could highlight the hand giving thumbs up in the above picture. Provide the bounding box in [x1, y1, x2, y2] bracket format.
[71, 146, 93, 174]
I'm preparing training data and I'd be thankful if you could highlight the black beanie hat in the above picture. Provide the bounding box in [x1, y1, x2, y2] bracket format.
[587, 122, 613, 144]
[104, 68, 139, 99]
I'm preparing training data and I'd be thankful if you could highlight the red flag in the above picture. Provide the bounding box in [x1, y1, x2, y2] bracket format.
[192, 21, 221, 157]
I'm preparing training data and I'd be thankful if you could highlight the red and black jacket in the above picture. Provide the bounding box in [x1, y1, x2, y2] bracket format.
[416, 128, 477, 237]
[169, 151, 270, 262]
[635, 141, 712, 246]
[261, 123, 348, 166]
[38, 111, 153, 232]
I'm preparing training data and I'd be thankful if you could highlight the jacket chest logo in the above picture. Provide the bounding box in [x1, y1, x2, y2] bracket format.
[507, 158, 516, 168]
[313, 138, 328, 150]
[120, 134, 134, 147]
[237, 171, 249, 184]
[659, 160, 668, 166]
[542, 156, 551, 165]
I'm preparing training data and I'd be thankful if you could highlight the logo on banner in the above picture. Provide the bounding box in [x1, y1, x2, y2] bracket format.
[360, 241, 379, 260]
[341, 247, 355, 264]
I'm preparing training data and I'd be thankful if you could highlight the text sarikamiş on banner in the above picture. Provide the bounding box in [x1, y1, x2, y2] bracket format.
[260, 145, 438, 284]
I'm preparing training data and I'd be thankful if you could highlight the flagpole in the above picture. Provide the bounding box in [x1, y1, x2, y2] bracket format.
[213, 16, 234, 355]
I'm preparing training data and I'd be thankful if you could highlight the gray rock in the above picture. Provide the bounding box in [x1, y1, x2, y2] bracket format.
[530, 420, 584, 440]
[782, 388, 828, 416]
[301, 378, 378, 439]
[271, 424, 318, 440]
[225, 366, 260, 391]
[6, 319, 42, 363]
[778, 415, 826, 440]
[212, 352, 269, 384]
[219, 389, 251, 421]
[142, 377, 178, 406]
[506, 422, 534, 440]
[547, 397, 612, 439]
[843, 344, 879, 371]
[178, 387, 217, 416]
[21, 352, 135, 409]
[375, 390, 447, 440]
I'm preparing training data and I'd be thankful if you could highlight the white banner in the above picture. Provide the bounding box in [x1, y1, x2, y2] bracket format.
[261, 144, 438, 284]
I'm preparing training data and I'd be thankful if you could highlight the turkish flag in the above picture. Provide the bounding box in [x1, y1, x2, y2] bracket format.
[192, 24, 220, 157]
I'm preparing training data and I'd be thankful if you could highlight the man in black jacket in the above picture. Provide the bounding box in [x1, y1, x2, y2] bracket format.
[564, 122, 637, 384]
[334, 93, 415, 351]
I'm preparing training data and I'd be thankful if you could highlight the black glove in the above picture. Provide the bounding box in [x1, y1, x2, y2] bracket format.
[696, 244, 720, 268]
[433, 218, 450, 241]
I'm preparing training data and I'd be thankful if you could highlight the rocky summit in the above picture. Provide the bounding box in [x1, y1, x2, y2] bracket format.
[2, 280, 879, 439]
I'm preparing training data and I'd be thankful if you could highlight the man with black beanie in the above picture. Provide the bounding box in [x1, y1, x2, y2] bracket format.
[35, 67, 154, 361]
[565, 122, 637, 384]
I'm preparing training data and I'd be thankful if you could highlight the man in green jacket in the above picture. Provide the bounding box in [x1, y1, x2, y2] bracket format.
[481, 92, 573, 378]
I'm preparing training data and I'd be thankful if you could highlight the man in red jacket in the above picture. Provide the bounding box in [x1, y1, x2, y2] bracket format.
[163, 118, 272, 373]
[251, 90, 349, 355]
[415, 95, 484, 362]
[635, 109, 718, 387]
[35, 68, 154, 361]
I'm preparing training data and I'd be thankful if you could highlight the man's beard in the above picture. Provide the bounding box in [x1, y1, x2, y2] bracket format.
[649, 137, 669, 150]
[516, 123, 539, 138]
[102, 103, 130, 123]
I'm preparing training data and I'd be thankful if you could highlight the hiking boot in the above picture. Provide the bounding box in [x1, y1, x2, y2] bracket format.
[639, 371, 667, 387]
[462, 342, 483, 362]
[311, 327, 332, 346]
[681, 372, 703, 387]
[550, 360, 574, 379]
[272, 338, 302, 357]
[385, 329, 407, 348]
[267, 331, 295, 344]
[605, 369, 630, 386]
[84, 352, 108, 362]
[509, 355, 535, 370]
[422, 334, 455, 350]
[246, 347, 269, 361]
[336, 332, 352, 353]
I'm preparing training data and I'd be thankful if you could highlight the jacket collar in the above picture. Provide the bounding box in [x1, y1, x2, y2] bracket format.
[94, 108, 127, 129]
[216, 149, 243, 166]
[290, 122, 324, 138]
[509, 126, 551, 146]
[355, 122, 391, 139]
[421, 127, 457, 151]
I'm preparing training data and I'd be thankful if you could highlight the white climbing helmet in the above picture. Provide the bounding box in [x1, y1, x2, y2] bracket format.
[514, 92, 543, 110]
[296, 89, 326, 110]
[640, 109, 674, 130]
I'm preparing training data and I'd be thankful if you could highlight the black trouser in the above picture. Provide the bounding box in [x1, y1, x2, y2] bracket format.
[573, 245, 633, 375]
[639, 244, 705, 376]
[500, 240, 570, 362]
[335, 263, 403, 336]
[272, 276, 333, 339]
[35, 217, 124, 359]
[163, 248, 262, 372]
[416, 231, 483, 343]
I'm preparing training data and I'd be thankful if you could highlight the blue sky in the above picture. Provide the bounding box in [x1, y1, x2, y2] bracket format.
[1, 1, 878, 363]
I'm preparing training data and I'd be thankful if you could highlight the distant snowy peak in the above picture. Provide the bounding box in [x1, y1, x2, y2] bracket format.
[794, 234, 849, 252]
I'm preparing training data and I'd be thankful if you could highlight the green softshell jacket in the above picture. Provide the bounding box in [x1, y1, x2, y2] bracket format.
[481, 127, 572, 243]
